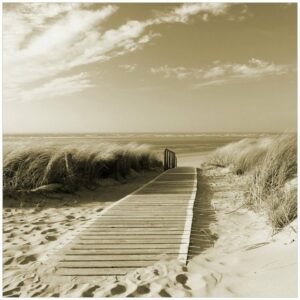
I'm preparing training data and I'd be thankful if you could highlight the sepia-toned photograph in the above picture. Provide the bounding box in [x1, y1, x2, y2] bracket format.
[2, 1, 297, 297]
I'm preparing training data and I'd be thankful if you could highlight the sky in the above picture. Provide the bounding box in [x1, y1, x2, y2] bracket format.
[3, 2, 297, 133]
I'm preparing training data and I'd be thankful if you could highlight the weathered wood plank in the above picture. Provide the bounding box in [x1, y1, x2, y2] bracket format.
[63, 254, 178, 261]
[81, 227, 189, 235]
[57, 268, 135, 276]
[80, 225, 185, 229]
[59, 260, 156, 268]
[75, 240, 188, 245]
[79, 234, 188, 238]
[70, 244, 185, 249]
[66, 249, 181, 255]
[76, 238, 185, 243]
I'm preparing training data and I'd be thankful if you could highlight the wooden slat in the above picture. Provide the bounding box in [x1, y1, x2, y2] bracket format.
[59, 260, 157, 268]
[80, 229, 187, 233]
[79, 234, 187, 238]
[57, 268, 135, 276]
[66, 249, 181, 255]
[70, 244, 185, 249]
[80, 225, 185, 229]
[63, 254, 178, 261]
[76, 238, 184, 243]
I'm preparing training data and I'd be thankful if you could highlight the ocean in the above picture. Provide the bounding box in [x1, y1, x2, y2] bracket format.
[3, 133, 274, 156]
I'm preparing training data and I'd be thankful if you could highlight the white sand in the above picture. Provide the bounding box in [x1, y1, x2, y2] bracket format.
[2, 159, 297, 297]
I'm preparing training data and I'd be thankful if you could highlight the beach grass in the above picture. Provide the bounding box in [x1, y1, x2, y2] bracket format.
[3, 142, 162, 194]
[209, 134, 297, 229]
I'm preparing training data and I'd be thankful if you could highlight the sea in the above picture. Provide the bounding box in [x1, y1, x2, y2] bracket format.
[3, 132, 276, 156]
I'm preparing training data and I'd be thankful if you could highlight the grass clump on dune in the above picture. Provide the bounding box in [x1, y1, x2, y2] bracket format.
[3, 142, 162, 194]
[249, 135, 297, 228]
[209, 137, 273, 175]
[209, 134, 297, 229]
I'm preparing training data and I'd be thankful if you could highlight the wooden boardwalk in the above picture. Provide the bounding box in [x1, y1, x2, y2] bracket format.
[57, 166, 197, 277]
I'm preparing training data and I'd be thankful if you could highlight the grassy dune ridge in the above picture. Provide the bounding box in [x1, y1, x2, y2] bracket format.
[209, 134, 297, 229]
[3, 142, 162, 193]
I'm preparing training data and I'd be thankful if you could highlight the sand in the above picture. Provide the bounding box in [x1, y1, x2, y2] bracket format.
[2, 157, 297, 297]
[2, 171, 160, 297]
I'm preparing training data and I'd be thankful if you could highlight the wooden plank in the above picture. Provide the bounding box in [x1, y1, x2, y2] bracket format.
[66, 249, 181, 255]
[70, 244, 186, 249]
[108, 207, 188, 211]
[91, 220, 187, 224]
[80, 229, 187, 233]
[63, 254, 178, 261]
[80, 227, 185, 231]
[59, 260, 156, 268]
[79, 234, 187, 238]
[102, 211, 190, 215]
[57, 268, 135, 276]
[99, 214, 188, 218]
[75, 239, 186, 244]
[77, 238, 184, 243]
[92, 217, 189, 221]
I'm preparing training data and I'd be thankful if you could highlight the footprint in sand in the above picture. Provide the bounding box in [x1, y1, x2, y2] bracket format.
[45, 235, 57, 241]
[24, 227, 39, 235]
[16, 254, 37, 265]
[159, 289, 171, 297]
[3, 287, 21, 297]
[41, 228, 57, 235]
[3, 257, 14, 266]
[7, 233, 15, 238]
[81, 285, 100, 297]
[110, 284, 127, 296]
[66, 215, 75, 220]
[28, 284, 49, 297]
[135, 284, 151, 295]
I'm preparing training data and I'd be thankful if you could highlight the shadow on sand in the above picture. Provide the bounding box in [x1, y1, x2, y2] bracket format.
[187, 168, 217, 261]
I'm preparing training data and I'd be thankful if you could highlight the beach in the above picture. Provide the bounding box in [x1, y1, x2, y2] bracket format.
[3, 2, 297, 297]
[3, 135, 297, 297]
[3, 140, 297, 297]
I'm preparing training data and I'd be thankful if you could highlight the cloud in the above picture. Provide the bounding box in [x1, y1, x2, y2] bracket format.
[151, 59, 291, 87]
[119, 64, 137, 72]
[3, 3, 236, 102]
[150, 3, 229, 24]
[5, 73, 93, 103]
[4, 4, 118, 101]
[150, 66, 191, 79]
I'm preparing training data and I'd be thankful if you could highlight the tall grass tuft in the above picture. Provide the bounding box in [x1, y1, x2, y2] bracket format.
[248, 135, 297, 228]
[209, 134, 297, 229]
[209, 137, 273, 174]
[3, 142, 162, 193]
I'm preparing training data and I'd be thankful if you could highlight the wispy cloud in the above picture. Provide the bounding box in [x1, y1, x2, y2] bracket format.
[4, 4, 117, 101]
[4, 3, 237, 102]
[119, 64, 137, 72]
[150, 3, 230, 24]
[151, 58, 291, 87]
[5, 73, 93, 102]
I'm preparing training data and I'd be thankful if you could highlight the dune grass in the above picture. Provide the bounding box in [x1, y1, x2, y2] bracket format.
[209, 134, 297, 229]
[3, 142, 162, 194]
[209, 137, 273, 175]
